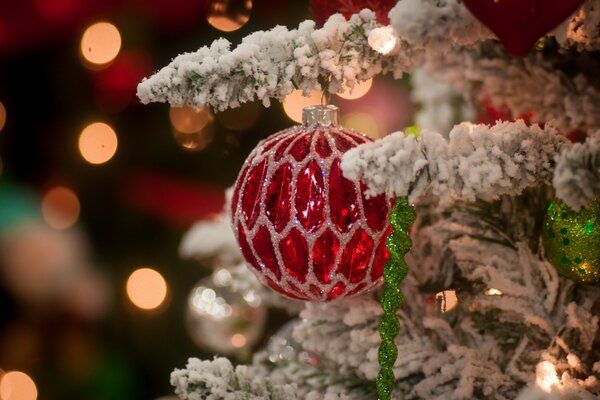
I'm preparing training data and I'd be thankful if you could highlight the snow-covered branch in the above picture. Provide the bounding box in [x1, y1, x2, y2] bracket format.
[137, 10, 415, 111]
[341, 120, 567, 204]
[553, 131, 600, 210]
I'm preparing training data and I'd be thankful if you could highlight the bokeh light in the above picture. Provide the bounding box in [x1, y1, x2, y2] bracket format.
[336, 79, 373, 100]
[172, 122, 215, 151]
[126, 268, 168, 311]
[80, 22, 121, 67]
[230, 333, 246, 348]
[368, 26, 397, 55]
[79, 122, 118, 165]
[341, 111, 382, 138]
[207, 0, 252, 32]
[282, 90, 322, 123]
[436, 290, 458, 313]
[216, 101, 260, 131]
[0, 371, 38, 400]
[485, 288, 503, 296]
[41, 186, 80, 230]
[0, 102, 6, 132]
[169, 105, 212, 133]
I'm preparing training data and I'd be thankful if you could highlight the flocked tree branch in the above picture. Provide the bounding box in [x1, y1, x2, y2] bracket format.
[340, 120, 567, 204]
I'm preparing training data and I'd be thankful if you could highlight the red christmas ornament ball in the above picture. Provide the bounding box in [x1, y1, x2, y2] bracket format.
[231, 106, 392, 301]
[463, 0, 584, 57]
[310, 0, 397, 27]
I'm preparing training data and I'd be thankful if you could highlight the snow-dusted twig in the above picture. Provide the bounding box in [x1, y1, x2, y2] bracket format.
[553, 131, 600, 210]
[341, 120, 567, 204]
[138, 10, 415, 111]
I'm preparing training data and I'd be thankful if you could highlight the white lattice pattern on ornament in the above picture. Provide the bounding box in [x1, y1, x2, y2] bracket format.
[231, 124, 392, 301]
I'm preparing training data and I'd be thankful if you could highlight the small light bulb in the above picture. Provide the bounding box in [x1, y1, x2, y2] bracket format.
[368, 26, 397, 55]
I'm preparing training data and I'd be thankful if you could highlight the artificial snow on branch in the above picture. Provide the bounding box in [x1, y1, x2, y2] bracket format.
[171, 357, 298, 400]
[553, 131, 600, 211]
[423, 47, 600, 132]
[341, 120, 567, 204]
[137, 10, 416, 111]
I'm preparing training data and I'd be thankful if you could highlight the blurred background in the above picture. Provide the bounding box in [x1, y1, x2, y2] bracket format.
[0, 1, 413, 398]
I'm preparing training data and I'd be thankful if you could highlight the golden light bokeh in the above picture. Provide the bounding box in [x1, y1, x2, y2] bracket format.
[207, 0, 252, 32]
[341, 111, 382, 138]
[172, 122, 215, 151]
[79, 122, 118, 165]
[0, 371, 38, 400]
[282, 90, 322, 123]
[126, 268, 168, 311]
[217, 101, 260, 131]
[230, 333, 246, 348]
[436, 290, 458, 313]
[0, 102, 6, 132]
[80, 22, 121, 67]
[41, 186, 80, 230]
[336, 79, 373, 100]
[169, 105, 212, 134]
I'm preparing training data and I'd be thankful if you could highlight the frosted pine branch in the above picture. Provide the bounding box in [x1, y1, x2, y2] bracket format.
[341, 120, 567, 204]
[422, 47, 600, 132]
[137, 10, 416, 111]
[553, 131, 600, 210]
[171, 357, 298, 400]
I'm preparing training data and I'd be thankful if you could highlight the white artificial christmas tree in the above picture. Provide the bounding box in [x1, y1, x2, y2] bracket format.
[137, 2, 600, 398]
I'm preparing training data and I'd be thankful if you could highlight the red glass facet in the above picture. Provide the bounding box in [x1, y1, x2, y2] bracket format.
[332, 132, 354, 153]
[327, 282, 346, 300]
[312, 229, 339, 284]
[279, 228, 309, 283]
[371, 231, 390, 281]
[252, 226, 281, 280]
[315, 131, 332, 158]
[346, 282, 367, 297]
[289, 133, 312, 161]
[231, 166, 248, 216]
[237, 222, 260, 273]
[274, 134, 297, 161]
[295, 160, 326, 232]
[265, 162, 293, 232]
[339, 228, 373, 283]
[241, 159, 267, 229]
[329, 159, 359, 233]
[361, 183, 389, 232]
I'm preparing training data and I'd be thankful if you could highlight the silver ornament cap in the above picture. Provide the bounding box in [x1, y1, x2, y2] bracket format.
[302, 104, 339, 128]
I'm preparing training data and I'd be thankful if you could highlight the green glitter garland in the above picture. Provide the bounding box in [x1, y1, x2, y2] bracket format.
[376, 198, 416, 400]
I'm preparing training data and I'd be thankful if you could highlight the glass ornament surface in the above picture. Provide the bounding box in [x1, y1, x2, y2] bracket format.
[231, 105, 393, 301]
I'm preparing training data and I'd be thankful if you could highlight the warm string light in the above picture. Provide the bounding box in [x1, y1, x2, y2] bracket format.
[282, 90, 321, 123]
[207, 0, 252, 32]
[0, 102, 6, 132]
[0, 371, 38, 400]
[126, 268, 168, 311]
[436, 290, 458, 313]
[80, 22, 122, 68]
[336, 79, 373, 100]
[169, 105, 215, 151]
[79, 122, 118, 164]
[536, 361, 559, 392]
[485, 288, 503, 296]
[41, 186, 80, 230]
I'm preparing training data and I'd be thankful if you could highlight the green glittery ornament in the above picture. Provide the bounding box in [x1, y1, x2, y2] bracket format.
[376, 198, 415, 400]
[542, 197, 600, 284]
